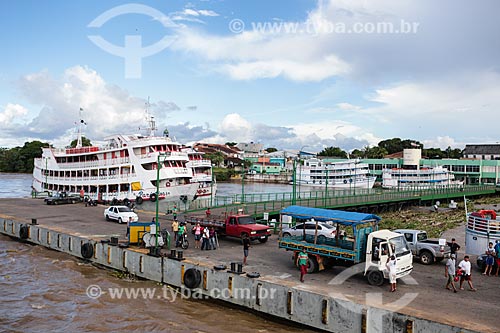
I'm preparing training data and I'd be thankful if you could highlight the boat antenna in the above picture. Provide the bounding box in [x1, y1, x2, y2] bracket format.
[76, 107, 87, 148]
[145, 97, 157, 137]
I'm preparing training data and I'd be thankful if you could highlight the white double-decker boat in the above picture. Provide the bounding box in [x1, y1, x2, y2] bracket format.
[382, 166, 462, 189]
[294, 158, 376, 189]
[32, 113, 207, 204]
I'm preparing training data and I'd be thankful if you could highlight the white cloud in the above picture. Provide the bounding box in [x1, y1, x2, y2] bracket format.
[358, 70, 500, 144]
[0, 103, 28, 125]
[0, 66, 184, 147]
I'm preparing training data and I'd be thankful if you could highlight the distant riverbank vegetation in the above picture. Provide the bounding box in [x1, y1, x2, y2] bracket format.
[0, 137, 91, 173]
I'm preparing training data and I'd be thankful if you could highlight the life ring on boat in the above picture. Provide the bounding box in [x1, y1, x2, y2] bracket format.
[136, 196, 143, 205]
[81, 242, 94, 259]
[183, 268, 201, 289]
[149, 193, 157, 202]
[166, 182, 171, 187]
[344, 179, 348, 184]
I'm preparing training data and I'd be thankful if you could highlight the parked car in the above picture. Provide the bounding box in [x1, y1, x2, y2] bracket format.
[104, 206, 138, 224]
[477, 253, 499, 272]
[282, 222, 337, 243]
[44, 192, 80, 205]
[394, 229, 450, 265]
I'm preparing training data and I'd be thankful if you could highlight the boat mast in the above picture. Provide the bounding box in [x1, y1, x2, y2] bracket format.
[76, 108, 86, 148]
[145, 97, 157, 137]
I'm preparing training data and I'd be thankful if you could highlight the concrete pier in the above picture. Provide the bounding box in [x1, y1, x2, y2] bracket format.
[0, 199, 491, 333]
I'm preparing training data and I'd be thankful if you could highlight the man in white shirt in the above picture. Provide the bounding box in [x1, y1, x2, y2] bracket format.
[386, 255, 397, 292]
[458, 255, 476, 291]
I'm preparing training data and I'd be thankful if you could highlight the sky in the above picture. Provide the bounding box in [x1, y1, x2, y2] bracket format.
[1, 0, 499, 152]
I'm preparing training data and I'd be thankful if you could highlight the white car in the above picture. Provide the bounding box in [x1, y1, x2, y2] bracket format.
[104, 206, 138, 224]
[282, 222, 336, 242]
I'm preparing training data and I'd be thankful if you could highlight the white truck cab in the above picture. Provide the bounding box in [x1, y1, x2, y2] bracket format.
[364, 230, 413, 285]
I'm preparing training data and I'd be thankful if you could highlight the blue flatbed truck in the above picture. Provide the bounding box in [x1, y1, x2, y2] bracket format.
[278, 206, 413, 285]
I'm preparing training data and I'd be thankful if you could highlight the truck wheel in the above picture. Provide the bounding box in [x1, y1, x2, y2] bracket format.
[282, 232, 291, 238]
[259, 237, 268, 244]
[420, 251, 434, 265]
[367, 270, 384, 286]
[241, 233, 249, 240]
[307, 256, 318, 273]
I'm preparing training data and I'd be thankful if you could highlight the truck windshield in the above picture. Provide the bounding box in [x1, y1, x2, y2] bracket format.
[238, 216, 256, 225]
[417, 232, 428, 242]
[389, 236, 411, 258]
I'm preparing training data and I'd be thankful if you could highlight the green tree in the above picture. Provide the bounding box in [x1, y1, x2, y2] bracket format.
[364, 146, 388, 158]
[350, 149, 365, 158]
[225, 142, 237, 147]
[265, 147, 278, 153]
[378, 138, 422, 154]
[69, 136, 92, 148]
[318, 146, 347, 158]
[0, 141, 49, 173]
[205, 152, 225, 167]
[423, 148, 444, 159]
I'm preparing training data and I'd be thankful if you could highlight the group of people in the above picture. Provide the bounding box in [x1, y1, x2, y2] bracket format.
[171, 219, 218, 250]
[192, 223, 217, 250]
[444, 238, 478, 292]
[483, 240, 500, 276]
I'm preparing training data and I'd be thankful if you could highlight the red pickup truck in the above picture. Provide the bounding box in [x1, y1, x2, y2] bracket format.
[185, 213, 271, 243]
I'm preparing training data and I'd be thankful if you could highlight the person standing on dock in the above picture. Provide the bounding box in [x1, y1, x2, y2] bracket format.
[495, 240, 500, 276]
[201, 226, 210, 250]
[448, 238, 461, 259]
[445, 254, 457, 293]
[206, 207, 211, 217]
[126, 217, 132, 239]
[243, 234, 251, 265]
[193, 223, 202, 249]
[172, 204, 178, 221]
[298, 250, 308, 283]
[386, 255, 397, 292]
[209, 227, 216, 250]
[172, 219, 179, 243]
[458, 256, 476, 291]
[483, 242, 495, 276]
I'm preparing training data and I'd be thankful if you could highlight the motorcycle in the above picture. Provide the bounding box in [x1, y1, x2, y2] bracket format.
[84, 197, 97, 207]
[176, 232, 189, 250]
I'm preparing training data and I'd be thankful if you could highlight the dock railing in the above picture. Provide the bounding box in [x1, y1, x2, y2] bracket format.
[186, 184, 496, 217]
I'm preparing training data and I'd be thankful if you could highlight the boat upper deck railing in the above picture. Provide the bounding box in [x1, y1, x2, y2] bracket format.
[37, 157, 132, 169]
[187, 160, 212, 167]
[467, 214, 500, 236]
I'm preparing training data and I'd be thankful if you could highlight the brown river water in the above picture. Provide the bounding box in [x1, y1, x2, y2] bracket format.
[0, 235, 311, 332]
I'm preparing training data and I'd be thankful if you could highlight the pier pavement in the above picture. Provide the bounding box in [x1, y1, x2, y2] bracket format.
[0, 198, 498, 333]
